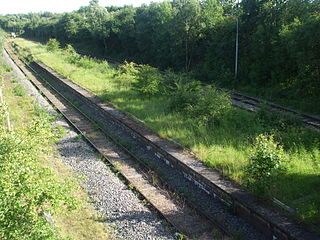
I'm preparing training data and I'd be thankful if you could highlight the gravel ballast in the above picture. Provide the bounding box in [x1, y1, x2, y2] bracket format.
[2, 50, 176, 240]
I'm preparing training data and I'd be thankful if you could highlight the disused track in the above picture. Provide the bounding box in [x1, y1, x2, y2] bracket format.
[231, 92, 320, 131]
[5, 42, 320, 240]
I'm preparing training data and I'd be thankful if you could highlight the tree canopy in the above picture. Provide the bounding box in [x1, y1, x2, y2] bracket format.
[1, 0, 319, 100]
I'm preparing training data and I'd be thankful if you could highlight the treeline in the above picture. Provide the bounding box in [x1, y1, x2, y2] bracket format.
[1, 0, 319, 100]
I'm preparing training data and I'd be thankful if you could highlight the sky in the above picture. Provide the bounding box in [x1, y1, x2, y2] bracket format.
[0, 0, 164, 15]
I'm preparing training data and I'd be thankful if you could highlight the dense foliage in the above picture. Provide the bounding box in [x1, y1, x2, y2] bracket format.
[0, 116, 75, 240]
[0, 49, 75, 239]
[0, 0, 319, 112]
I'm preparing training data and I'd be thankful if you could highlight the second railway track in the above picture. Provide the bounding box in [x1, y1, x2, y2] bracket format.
[5, 42, 320, 240]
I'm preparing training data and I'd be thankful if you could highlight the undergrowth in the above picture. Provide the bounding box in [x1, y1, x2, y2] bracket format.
[0, 97, 76, 240]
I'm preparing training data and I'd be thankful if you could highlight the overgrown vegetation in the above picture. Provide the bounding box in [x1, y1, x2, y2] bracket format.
[132, 65, 162, 97]
[0, 74, 74, 240]
[46, 39, 60, 52]
[245, 134, 285, 197]
[11, 38, 320, 231]
[13, 84, 26, 96]
[1, 0, 319, 114]
[0, 113, 76, 240]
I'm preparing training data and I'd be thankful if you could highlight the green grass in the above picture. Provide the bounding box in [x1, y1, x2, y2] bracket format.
[1, 50, 112, 240]
[13, 84, 27, 97]
[12, 38, 320, 231]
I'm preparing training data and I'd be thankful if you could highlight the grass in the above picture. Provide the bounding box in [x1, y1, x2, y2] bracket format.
[11, 38, 320, 232]
[1, 55, 112, 240]
[13, 84, 27, 96]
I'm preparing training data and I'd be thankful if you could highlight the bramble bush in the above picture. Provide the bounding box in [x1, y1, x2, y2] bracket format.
[245, 134, 286, 196]
[169, 83, 231, 126]
[169, 80, 202, 112]
[116, 61, 139, 76]
[46, 39, 60, 52]
[64, 44, 80, 64]
[187, 86, 231, 126]
[160, 71, 195, 95]
[132, 65, 162, 97]
[256, 104, 301, 131]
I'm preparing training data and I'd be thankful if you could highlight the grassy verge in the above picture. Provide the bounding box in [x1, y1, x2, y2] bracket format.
[11, 38, 320, 232]
[0, 56, 112, 239]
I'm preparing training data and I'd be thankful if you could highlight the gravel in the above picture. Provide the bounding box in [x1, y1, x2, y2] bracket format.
[2, 49, 176, 240]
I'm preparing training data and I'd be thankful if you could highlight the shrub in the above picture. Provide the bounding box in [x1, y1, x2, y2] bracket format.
[245, 134, 286, 196]
[76, 56, 96, 69]
[0, 58, 12, 73]
[116, 61, 139, 76]
[132, 65, 162, 97]
[64, 44, 76, 55]
[169, 80, 202, 112]
[64, 44, 80, 64]
[46, 39, 60, 52]
[188, 86, 232, 126]
[161, 71, 194, 95]
[169, 84, 231, 126]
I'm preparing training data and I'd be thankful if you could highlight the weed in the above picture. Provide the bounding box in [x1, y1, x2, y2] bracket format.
[72, 134, 83, 142]
[245, 134, 286, 197]
[232, 229, 245, 240]
[128, 183, 135, 190]
[13, 84, 26, 97]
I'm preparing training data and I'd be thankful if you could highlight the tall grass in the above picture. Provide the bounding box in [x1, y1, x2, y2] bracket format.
[12, 38, 320, 231]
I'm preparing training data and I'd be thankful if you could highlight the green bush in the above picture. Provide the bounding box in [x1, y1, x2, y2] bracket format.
[160, 71, 195, 95]
[76, 56, 96, 69]
[116, 61, 139, 76]
[0, 59, 12, 75]
[169, 84, 231, 126]
[188, 86, 232, 126]
[169, 80, 202, 112]
[256, 104, 302, 131]
[0, 105, 76, 240]
[64, 44, 80, 64]
[132, 65, 162, 97]
[245, 134, 286, 196]
[46, 39, 60, 52]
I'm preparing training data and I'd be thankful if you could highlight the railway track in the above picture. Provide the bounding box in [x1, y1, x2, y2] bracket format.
[231, 92, 320, 131]
[5, 42, 320, 240]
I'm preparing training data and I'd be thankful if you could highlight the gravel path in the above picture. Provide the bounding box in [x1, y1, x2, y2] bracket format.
[2, 49, 176, 240]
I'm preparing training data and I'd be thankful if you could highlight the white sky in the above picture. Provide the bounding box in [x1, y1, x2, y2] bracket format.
[0, 0, 164, 15]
